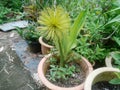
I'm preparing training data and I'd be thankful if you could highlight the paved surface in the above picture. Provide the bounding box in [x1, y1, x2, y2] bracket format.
[0, 30, 47, 90]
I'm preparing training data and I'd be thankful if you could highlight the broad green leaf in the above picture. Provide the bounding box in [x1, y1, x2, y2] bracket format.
[112, 52, 120, 61]
[109, 78, 120, 84]
[115, 60, 120, 65]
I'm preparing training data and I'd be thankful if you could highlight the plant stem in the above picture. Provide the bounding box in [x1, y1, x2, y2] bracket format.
[55, 32, 65, 67]
[58, 37, 64, 67]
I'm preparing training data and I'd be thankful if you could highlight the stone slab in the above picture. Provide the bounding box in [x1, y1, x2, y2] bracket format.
[0, 47, 40, 90]
[0, 21, 28, 31]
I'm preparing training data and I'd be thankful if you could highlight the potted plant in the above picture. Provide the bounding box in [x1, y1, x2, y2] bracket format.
[37, 6, 93, 90]
[84, 67, 120, 90]
[105, 37, 120, 68]
[105, 51, 120, 85]
[105, 51, 120, 68]
[17, 24, 41, 53]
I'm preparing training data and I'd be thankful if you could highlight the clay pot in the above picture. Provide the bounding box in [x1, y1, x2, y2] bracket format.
[39, 37, 53, 55]
[84, 67, 120, 90]
[38, 54, 93, 90]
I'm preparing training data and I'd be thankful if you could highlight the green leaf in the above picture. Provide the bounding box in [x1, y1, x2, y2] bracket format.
[105, 15, 120, 26]
[112, 52, 120, 61]
[106, 7, 120, 13]
[113, 37, 120, 46]
[109, 78, 120, 84]
[69, 10, 87, 49]
[53, 8, 87, 67]
[59, 67, 66, 72]
[115, 60, 120, 66]
[115, 72, 120, 78]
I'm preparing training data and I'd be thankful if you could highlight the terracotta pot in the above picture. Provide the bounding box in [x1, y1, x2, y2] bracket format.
[38, 54, 93, 90]
[84, 67, 120, 90]
[39, 37, 53, 55]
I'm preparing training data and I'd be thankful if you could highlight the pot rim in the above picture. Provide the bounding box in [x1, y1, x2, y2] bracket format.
[105, 55, 113, 67]
[105, 51, 120, 67]
[39, 37, 53, 48]
[84, 67, 120, 90]
[38, 54, 93, 90]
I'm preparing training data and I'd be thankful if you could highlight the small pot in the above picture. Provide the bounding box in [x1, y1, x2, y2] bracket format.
[84, 67, 120, 90]
[38, 54, 93, 90]
[105, 51, 120, 67]
[39, 37, 53, 55]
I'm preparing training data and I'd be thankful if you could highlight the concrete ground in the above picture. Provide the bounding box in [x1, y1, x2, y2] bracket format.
[0, 30, 47, 90]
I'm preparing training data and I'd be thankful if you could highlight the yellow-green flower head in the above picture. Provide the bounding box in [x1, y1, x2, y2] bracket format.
[37, 6, 71, 40]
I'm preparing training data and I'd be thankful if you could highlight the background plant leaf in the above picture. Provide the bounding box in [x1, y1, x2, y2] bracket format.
[109, 78, 120, 84]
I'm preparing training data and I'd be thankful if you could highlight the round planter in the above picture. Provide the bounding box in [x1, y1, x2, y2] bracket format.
[38, 54, 93, 90]
[39, 37, 53, 55]
[105, 51, 120, 67]
[84, 67, 120, 90]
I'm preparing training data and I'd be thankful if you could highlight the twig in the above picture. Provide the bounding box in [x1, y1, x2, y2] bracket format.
[102, 29, 117, 40]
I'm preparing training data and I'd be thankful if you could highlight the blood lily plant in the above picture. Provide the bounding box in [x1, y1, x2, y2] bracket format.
[37, 6, 87, 66]
[37, 5, 93, 90]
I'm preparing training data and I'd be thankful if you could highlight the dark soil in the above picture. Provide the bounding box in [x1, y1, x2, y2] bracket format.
[93, 60, 105, 69]
[46, 63, 86, 87]
[92, 81, 120, 90]
[27, 41, 41, 53]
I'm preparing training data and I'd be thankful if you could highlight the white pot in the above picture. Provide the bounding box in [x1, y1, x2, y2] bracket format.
[84, 67, 120, 90]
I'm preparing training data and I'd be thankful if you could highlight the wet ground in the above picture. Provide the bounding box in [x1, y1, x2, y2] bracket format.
[0, 30, 47, 90]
